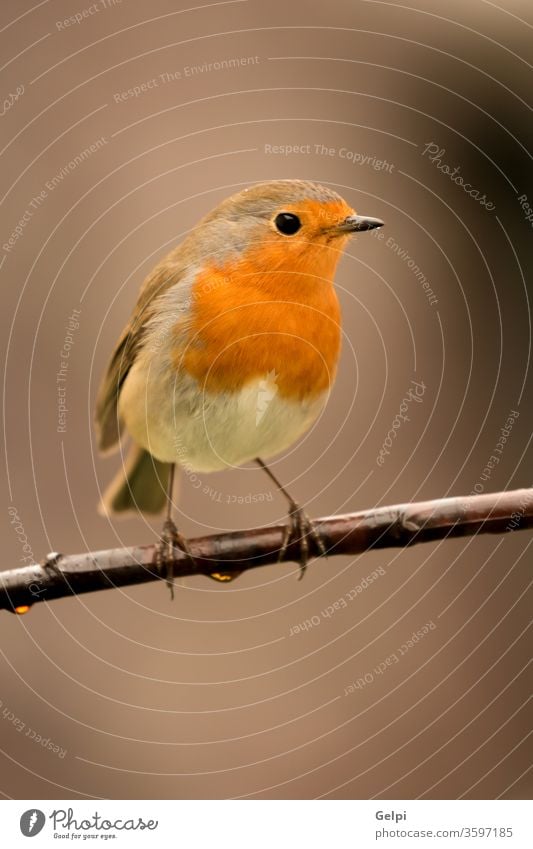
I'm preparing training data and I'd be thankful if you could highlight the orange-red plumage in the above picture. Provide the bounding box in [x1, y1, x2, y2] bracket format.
[176, 262, 341, 400]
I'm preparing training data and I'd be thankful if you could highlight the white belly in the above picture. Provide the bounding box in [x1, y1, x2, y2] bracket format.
[119, 356, 327, 472]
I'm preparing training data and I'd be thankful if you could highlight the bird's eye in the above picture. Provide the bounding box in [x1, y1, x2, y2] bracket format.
[274, 212, 302, 235]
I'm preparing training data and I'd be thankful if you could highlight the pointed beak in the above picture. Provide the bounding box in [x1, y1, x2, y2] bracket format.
[336, 215, 385, 233]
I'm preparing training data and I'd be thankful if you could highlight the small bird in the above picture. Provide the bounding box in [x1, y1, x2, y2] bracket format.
[95, 180, 383, 593]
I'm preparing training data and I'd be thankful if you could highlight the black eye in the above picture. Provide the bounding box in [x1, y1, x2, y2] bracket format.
[274, 212, 302, 235]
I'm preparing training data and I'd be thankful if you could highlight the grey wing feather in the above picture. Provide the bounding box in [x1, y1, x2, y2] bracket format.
[94, 259, 184, 453]
[94, 326, 136, 452]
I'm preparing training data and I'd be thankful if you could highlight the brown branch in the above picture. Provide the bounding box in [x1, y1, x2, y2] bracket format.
[3, 488, 532, 613]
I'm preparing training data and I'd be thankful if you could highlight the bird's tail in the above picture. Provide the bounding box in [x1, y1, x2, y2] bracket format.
[99, 443, 172, 516]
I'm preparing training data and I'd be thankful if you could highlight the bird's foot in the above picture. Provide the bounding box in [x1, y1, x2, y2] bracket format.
[279, 501, 327, 579]
[153, 517, 194, 599]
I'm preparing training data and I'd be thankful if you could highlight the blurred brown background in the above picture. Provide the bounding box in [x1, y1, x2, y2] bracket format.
[1, 0, 531, 800]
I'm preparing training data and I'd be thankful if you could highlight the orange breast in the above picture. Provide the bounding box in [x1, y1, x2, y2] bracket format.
[174, 244, 342, 401]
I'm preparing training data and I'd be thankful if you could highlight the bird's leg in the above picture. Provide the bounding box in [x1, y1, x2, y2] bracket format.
[154, 464, 193, 599]
[255, 458, 326, 579]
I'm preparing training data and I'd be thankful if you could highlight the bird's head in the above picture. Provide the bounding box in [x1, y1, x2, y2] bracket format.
[193, 180, 384, 284]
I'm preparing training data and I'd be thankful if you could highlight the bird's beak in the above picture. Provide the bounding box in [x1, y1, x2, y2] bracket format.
[335, 214, 385, 233]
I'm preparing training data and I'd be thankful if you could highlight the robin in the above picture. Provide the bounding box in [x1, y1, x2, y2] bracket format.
[95, 180, 383, 594]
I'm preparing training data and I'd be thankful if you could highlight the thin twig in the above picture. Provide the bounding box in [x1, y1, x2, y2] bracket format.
[2, 488, 532, 612]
